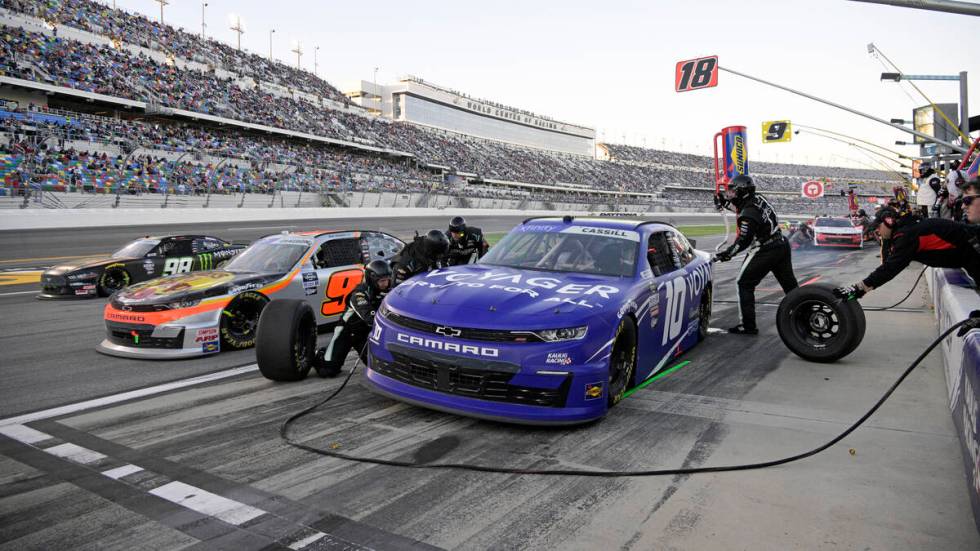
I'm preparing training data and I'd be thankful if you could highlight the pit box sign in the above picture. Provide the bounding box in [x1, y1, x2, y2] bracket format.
[762, 120, 792, 143]
[675, 56, 718, 93]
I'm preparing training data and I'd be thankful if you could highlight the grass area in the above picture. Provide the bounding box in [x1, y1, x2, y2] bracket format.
[485, 224, 724, 245]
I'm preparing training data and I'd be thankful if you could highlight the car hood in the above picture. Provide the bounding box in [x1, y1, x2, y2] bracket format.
[44, 256, 131, 275]
[113, 270, 281, 306]
[384, 265, 632, 329]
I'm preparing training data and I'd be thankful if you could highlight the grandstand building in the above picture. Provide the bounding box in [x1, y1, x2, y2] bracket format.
[344, 76, 595, 156]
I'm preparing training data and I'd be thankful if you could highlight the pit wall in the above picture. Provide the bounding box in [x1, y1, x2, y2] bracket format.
[927, 267, 980, 533]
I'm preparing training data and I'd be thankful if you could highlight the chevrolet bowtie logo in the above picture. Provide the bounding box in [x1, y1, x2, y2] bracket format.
[435, 326, 461, 337]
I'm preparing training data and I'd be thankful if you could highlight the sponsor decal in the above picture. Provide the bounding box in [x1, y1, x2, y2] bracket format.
[584, 382, 603, 400]
[123, 272, 235, 300]
[370, 323, 382, 344]
[107, 312, 146, 322]
[194, 327, 219, 343]
[229, 283, 260, 295]
[75, 288, 94, 296]
[197, 253, 214, 271]
[302, 271, 319, 296]
[546, 352, 573, 366]
[421, 269, 621, 300]
[68, 272, 98, 281]
[561, 226, 640, 242]
[396, 333, 499, 357]
[143, 260, 155, 275]
[201, 341, 220, 354]
[731, 134, 746, 175]
[617, 300, 638, 318]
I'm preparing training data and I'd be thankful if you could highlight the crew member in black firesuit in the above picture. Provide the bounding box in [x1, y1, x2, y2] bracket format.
[312, 260, 392, 377]
[714, 174, 799, 335]
[391, 229, 450, 285]
[445, 216, 489, 266]
[835, 204, 980, 300]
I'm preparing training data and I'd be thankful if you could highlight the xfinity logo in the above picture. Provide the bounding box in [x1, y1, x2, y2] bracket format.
[397, 333, 499, 357]
[435, 326, 461, 337]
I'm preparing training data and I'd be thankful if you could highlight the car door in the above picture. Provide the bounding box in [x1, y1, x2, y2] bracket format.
[158, 237, 197, 276]
[636, 230, 687, 380]
[310, 235, 366, 325]
[191, 236, 233, 270]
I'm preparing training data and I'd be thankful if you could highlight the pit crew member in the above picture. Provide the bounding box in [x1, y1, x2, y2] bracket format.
[391, 229, 450, 285]
[714, 174, 798, 335]
[313, 260, 392, 377]
[834, 205, 980, 300]
[445, 216, 490, 266]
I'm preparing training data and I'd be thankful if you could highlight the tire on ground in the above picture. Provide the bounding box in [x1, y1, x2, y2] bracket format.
[607, 318, 638, 407]
[98, 265, 131, 296]
[220, 290, 269, 350]
[776, 283, 865, 363]
[697, 285, 712, 342]
[256, 299, 316, 382]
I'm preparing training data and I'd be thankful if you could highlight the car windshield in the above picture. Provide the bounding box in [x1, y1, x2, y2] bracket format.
[480, 228, 637, 277]
[223, 240, 309, 274]
[816, 218, 854, 228]
[112, 239, 160, 258]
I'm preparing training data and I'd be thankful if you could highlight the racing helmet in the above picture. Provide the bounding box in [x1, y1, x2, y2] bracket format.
[365, 259, 392, 291]
[870, 205, 914, 231]
[727, 174, 756, 207]
[448, 216, 467, 243]
[423, 229, 450, 258]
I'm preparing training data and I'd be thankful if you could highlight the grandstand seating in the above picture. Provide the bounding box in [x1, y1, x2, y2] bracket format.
[0, 0, 904, 213]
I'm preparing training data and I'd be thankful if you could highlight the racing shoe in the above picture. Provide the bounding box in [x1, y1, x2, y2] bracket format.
[313, 347, 342, 378]
[727, 324, 759, 335]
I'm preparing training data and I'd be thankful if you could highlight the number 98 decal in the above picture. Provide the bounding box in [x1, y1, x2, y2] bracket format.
[163, 257, 193, 275]
[321, 268, 364, 316]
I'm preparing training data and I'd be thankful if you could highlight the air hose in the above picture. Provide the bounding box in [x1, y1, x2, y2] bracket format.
[279, 313, 979, 477]
[712, 265, 930, 313]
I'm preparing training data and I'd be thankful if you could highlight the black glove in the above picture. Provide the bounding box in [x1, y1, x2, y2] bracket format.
[713, 193, 725, 211]
[833, 285, 866, 301]
[715, 248, 734, 262]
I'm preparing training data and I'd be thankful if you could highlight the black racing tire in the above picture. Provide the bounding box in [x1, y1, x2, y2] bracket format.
[607, 318, 638, 407]
[97, 266, 131, 296]
[697, 285, 712, 342]
[256, 299, 316, 382]
[776, 284, 866, 363]
[220, 291, 269, 350]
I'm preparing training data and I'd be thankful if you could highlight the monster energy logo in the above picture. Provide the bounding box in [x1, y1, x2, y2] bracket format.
[198, 253, 214, 270]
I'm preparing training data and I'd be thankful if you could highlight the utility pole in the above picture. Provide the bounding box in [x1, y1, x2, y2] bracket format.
[201, 2, 208, 38]
[229, 15, 244, 51]
[154, 0, 168, 24]
[269, 29, 276, 60]
[314, 45, 320, 76]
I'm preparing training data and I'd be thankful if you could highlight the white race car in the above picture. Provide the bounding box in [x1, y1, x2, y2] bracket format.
[812, 217, 864, 249]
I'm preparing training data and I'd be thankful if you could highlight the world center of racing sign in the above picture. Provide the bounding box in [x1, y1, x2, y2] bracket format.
[801, 180, 824, 199]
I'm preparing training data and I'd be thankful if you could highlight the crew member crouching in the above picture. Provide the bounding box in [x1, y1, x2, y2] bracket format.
[445, 216, 489, 266]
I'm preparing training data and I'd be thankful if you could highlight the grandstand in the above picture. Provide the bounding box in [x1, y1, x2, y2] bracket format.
[0, 0, 901, 216]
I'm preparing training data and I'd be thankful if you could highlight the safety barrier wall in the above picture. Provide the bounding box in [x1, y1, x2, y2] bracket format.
[927, 267, 980, 533]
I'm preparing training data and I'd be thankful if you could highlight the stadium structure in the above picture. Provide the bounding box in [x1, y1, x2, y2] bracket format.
[344, 75, 595, 156]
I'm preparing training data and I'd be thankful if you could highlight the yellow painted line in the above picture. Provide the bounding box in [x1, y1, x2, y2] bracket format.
[0, 271, 42, 286]
[0, 254, 104, 264]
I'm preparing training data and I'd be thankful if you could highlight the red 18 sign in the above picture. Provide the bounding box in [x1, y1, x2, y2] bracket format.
[675, 56, 719, 92]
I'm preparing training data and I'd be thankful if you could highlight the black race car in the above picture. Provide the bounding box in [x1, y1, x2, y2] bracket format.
[39, 235, 246, 298]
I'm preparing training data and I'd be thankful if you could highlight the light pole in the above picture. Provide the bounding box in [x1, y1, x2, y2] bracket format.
[154, 0, 168, 24]
[269, 29, 275, 60]
[881, 71, 970, 140]
[291, 41, 303, 69]
[201, 2, 208, 38]
[229, 15, 244, 51]
[314, 45, 320, 76]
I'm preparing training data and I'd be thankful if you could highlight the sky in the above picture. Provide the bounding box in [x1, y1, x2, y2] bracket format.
[112, 0, 979, 170]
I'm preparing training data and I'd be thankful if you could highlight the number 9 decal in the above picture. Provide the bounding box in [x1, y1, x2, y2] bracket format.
[321, 268, 364, 316]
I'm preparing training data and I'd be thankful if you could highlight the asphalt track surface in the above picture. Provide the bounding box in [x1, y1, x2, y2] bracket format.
[0, 219, 976, 549]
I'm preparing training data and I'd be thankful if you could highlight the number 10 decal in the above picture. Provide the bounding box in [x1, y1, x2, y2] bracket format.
[662, 277, 687, 345]
[675, 55, 718, 92]
[321, 268, 364, 316]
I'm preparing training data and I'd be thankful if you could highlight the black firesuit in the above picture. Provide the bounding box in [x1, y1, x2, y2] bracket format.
[862, 218, 980, 289]
[446, 226, 489, 266]
[720, 194, 799, 331]
[391, 238, 441, 286]
[314, 282, 386, 377]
